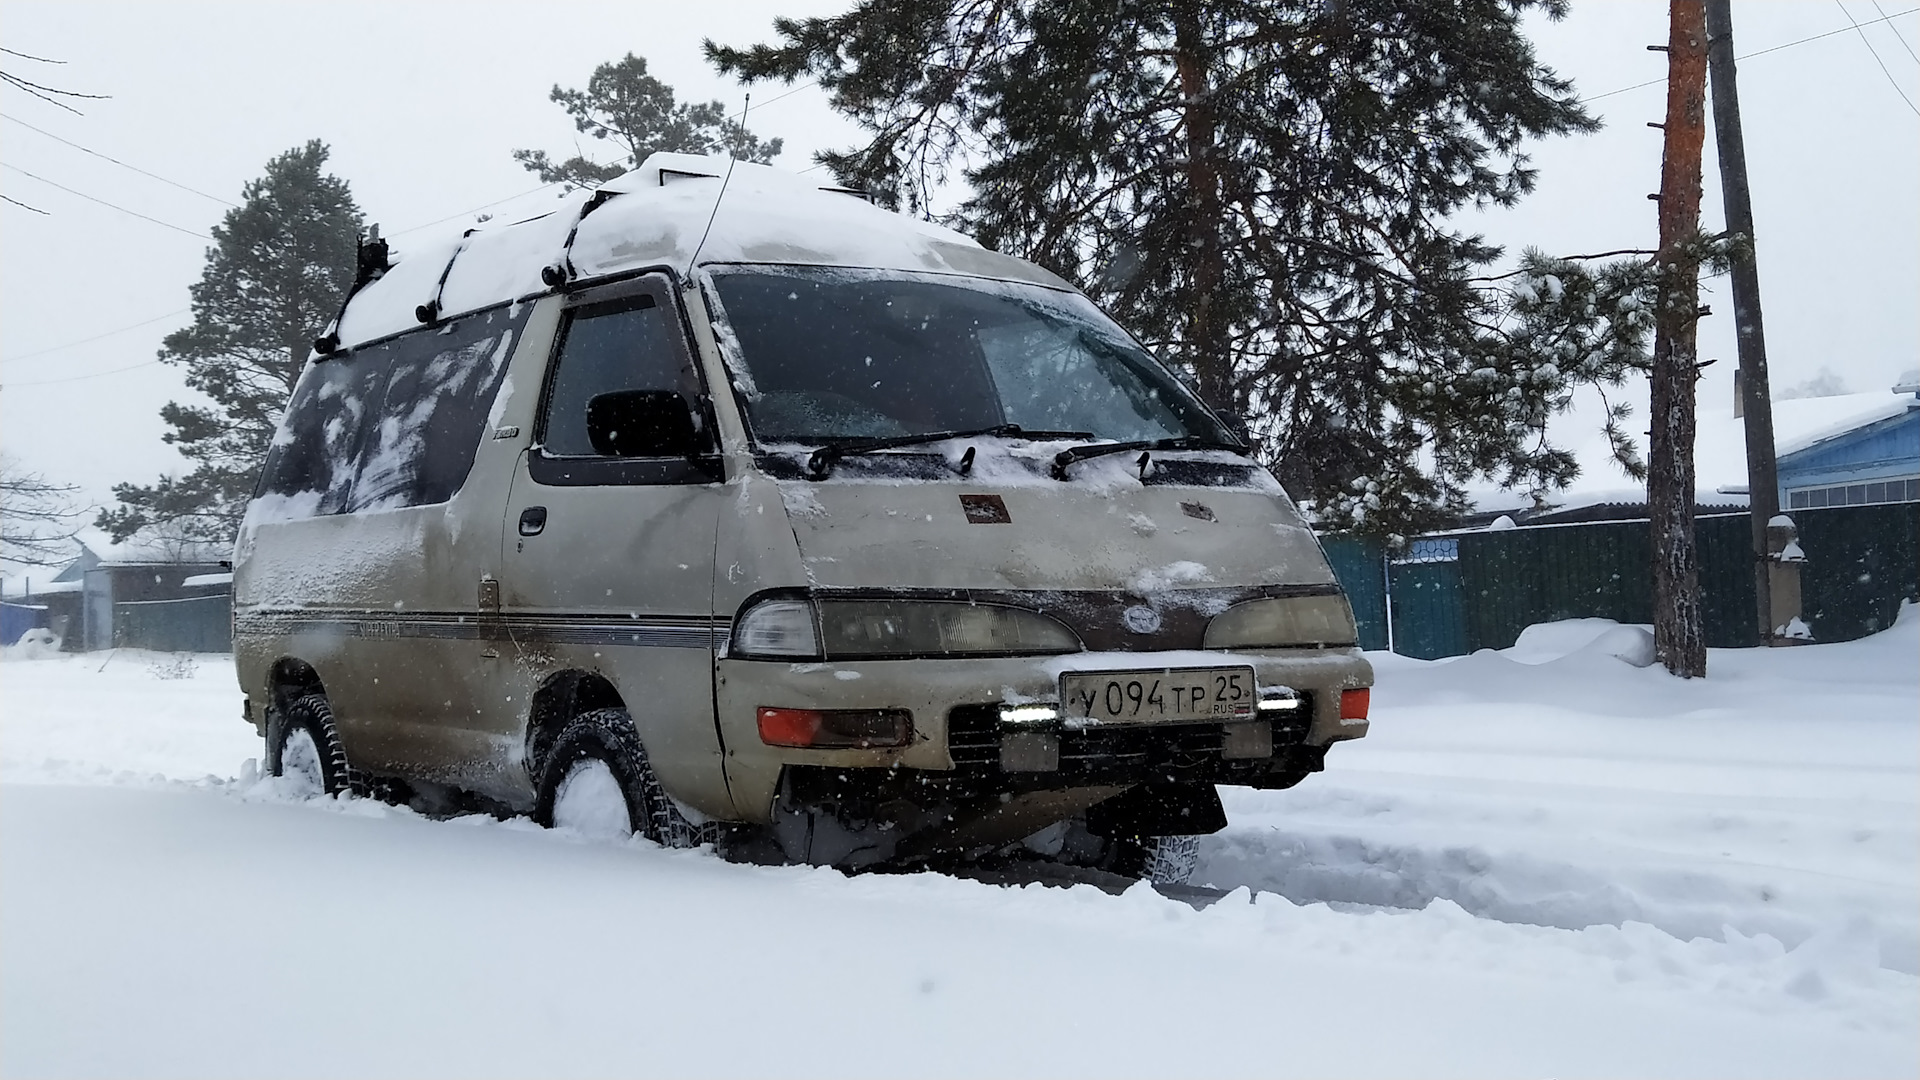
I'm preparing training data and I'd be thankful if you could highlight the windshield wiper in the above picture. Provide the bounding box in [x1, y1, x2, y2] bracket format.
[806, 424, 1095, 479]
[1049, 435, 1246, 480]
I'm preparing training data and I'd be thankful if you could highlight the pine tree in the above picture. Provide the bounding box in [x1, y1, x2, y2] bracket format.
[100, 141, 362, 543]
[709, 0, 1660, 540]
[514, 53, 782, 191]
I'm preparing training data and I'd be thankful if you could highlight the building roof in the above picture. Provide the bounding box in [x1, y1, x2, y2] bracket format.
[67, 531, 229, 570]
[1470, 386, 1920, 519]
[1776, 397, 1916, 463]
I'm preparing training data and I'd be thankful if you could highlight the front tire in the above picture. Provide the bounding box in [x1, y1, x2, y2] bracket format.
[265, 693, 354, 797]
[532, 708, 703, 848]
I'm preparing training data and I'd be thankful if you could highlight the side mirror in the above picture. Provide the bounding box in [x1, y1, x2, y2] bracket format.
[585, 390, 701, 457]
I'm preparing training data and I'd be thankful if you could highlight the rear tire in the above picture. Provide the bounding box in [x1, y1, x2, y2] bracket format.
[532, 708, 704, 848]
[1123, 834, 1201, 886]
[265, 693, 354, 797]
[1052, 820, 1202, 886]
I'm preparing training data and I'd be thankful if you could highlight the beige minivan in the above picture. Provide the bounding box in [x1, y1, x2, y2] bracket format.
[235, 153, 1372, 881]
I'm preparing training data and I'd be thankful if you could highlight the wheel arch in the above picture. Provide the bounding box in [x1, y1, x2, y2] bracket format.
[525, 669, 628, 776]
[265, 657, 327, 715]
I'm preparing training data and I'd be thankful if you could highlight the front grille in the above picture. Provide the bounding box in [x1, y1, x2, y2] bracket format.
[1058, 722, 1224, 771]
[946, 697, 1314, 782]
[947, 705, 1002, 769]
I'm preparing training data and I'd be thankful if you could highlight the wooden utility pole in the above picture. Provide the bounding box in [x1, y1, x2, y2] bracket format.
[1705, 0, 1784, 645]
[1648, 0, 1709, 677]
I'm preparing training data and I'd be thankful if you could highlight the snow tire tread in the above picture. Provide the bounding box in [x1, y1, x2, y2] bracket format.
[533, 707, 709, 849]
[266, 693, 357, 797]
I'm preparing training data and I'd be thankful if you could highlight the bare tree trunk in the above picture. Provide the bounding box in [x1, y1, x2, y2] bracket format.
[1649, 0, 1709, 677]
[1172, 4, 1231, 410]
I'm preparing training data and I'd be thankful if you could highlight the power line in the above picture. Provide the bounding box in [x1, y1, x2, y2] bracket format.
[386, 81, 818, 236]
[1578, 5, 1919, 104]
[745, 79, 818, 113]
[1, 192, 46, 214]
[1, 358, 165, 388]
[0, 309, 190, 364]
[0, 69, 109, 115]
[389, 181, 564, 236]
[0, 162, 211, 240]
[0, 112, 237, 207]
[1873, 0, 1920, 61]
[1837, 0, 1920, 114]
[6, 181, 577, 365]
[3, 77, 823, 387]
[0, 47, 66, 64]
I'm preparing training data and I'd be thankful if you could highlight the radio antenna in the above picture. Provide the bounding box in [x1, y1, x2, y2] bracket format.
[689, 91, 749, 272]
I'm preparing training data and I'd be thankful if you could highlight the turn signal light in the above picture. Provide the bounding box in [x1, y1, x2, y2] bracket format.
[1340, 688, 1370, 720]
[757, 707, 912, 749]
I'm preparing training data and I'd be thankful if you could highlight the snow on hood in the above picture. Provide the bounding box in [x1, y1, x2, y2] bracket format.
[326, 153, 1070, 353]
[771, 450, 1327, 594]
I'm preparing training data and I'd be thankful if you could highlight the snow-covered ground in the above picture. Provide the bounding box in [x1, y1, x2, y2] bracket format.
[2, 620, 1915, 1078]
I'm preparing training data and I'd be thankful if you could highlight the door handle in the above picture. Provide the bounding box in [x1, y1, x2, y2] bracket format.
[518, 506, 547, 536]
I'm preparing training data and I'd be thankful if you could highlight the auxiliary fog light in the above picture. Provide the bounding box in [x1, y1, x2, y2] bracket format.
[998, 704, 1061, 726]
[1257, 692, 1303, 712]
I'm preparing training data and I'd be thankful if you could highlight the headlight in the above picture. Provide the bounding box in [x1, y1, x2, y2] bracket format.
[1203, 594, 1357, 649]
[729, 596, 1082, 660]
[819, 600, 1081, 659]
[732, 598, 821, 658]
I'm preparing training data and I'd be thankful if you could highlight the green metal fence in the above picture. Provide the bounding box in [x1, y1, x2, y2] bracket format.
[115, 594, 232, 653]
[1320, 535, 1388, 651]
[1322, 501, 1918, 657]
[1796, 503, 1920, 641]
[1455, 513, 1760, 651]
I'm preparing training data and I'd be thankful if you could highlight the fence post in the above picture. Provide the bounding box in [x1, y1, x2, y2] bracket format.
[1381, 551, 1396, 655]
[1766, 514, 1808, 643]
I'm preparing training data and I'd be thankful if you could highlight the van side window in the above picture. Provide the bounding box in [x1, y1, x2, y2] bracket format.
[540, 293, 699, 457]
[354, 311, 522, 509]
[254, 305, 527, 521]
[256, 351, 388, 517]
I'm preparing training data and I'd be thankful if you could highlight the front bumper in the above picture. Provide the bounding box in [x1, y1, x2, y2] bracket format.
[715, 647, 1372, 822]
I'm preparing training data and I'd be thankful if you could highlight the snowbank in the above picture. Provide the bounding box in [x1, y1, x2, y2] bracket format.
[1, 627, 62, 659]
[0, 622, 1914, 1077]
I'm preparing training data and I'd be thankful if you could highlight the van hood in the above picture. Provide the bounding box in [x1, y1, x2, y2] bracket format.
[771, 453, 1334, 596]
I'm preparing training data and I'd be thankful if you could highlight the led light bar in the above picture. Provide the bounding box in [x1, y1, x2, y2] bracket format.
[998, 704, 1060, 725]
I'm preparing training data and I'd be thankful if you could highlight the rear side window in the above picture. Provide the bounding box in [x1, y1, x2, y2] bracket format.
[539, 292, 701, 457]
[254, 305, 528, 520]
[256, 352, 387, 518]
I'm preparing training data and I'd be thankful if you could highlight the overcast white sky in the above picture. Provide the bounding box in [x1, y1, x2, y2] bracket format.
[1, 1, 1915, 520]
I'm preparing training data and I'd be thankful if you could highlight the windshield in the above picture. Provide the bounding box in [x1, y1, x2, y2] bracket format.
[707, 268, 1230, 446]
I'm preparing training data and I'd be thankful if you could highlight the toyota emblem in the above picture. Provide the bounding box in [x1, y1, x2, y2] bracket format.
[1122, 605, 1162, 634]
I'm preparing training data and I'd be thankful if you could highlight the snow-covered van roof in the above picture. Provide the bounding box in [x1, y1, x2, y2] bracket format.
[322, 153, 1071, 353]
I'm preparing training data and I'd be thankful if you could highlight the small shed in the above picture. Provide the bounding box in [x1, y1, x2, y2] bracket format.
[63, 534, 232, 652]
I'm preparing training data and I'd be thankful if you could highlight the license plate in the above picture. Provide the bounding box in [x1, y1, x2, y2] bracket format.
[1059, 666, 1256, 725]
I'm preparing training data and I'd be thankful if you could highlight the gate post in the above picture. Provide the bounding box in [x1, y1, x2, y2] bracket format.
[1766, 514, 1809, 644]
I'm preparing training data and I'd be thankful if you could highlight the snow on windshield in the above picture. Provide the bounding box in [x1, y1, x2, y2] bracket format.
[706, 267, 1230, 447]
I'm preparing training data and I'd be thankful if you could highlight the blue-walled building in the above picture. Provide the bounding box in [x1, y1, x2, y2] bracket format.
[1778, 381, 1920, 511]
